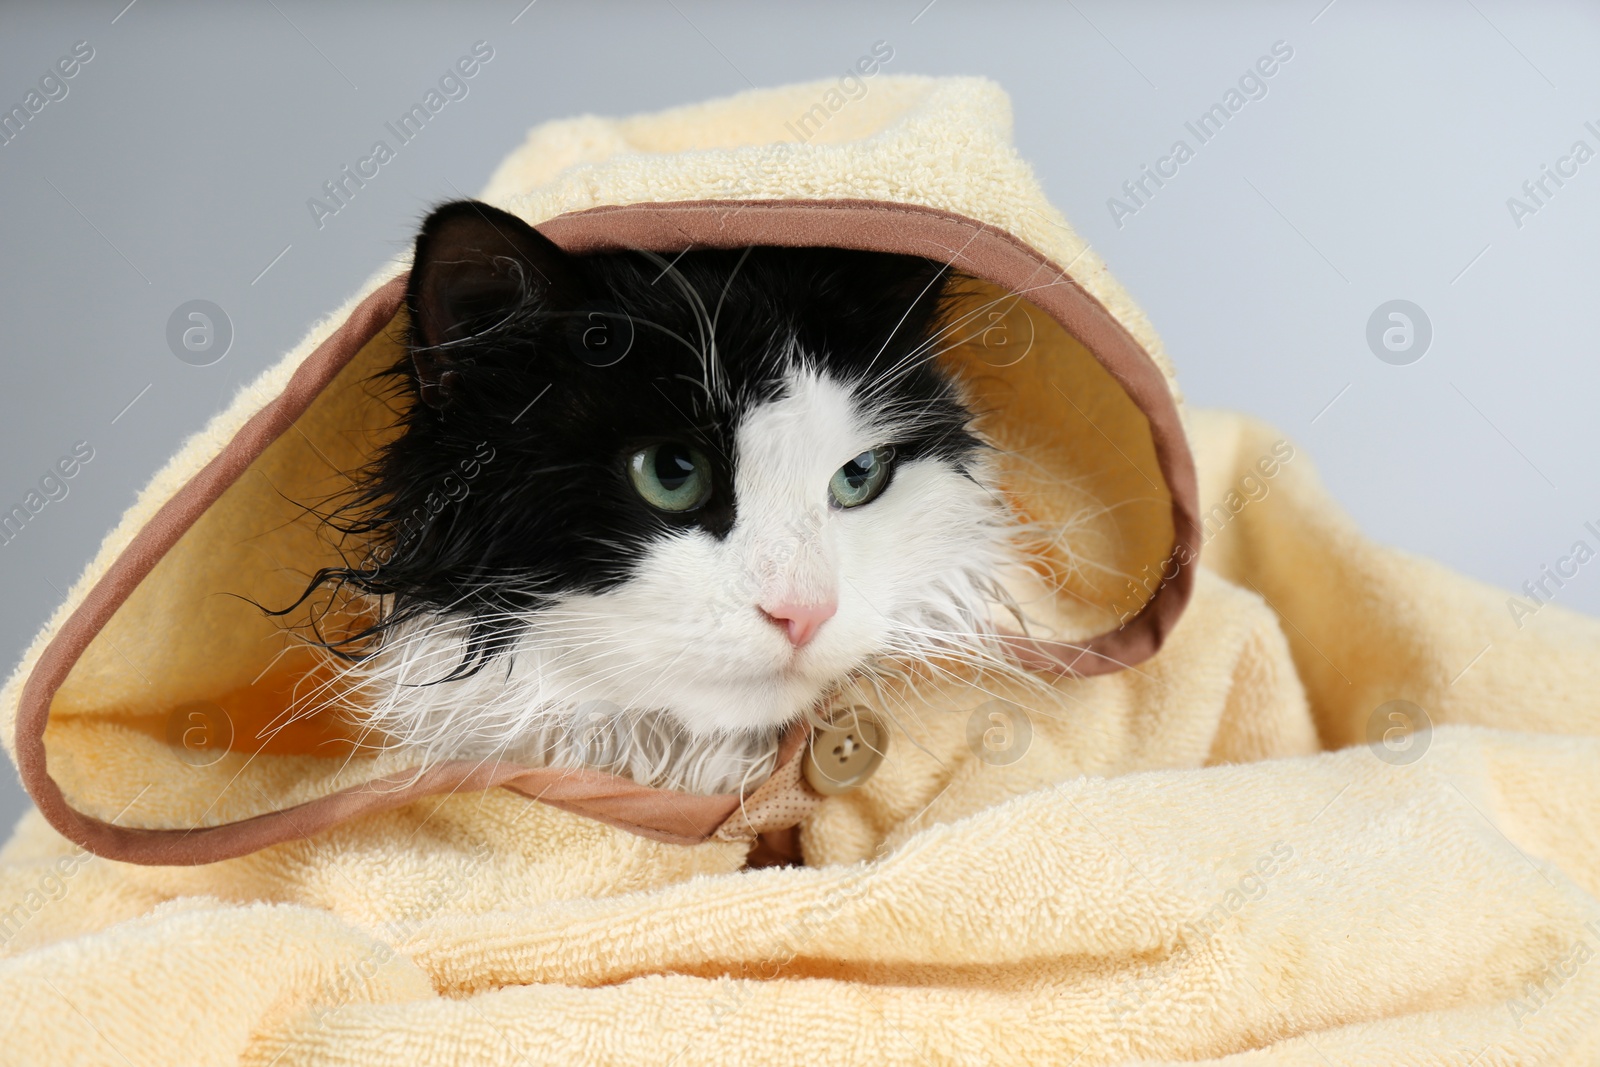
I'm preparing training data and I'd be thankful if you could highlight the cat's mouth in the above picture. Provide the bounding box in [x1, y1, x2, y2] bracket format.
[739, 638, 857, 686]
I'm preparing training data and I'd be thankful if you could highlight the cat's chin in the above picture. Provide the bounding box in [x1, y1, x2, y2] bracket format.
[652, 670, 840, 738]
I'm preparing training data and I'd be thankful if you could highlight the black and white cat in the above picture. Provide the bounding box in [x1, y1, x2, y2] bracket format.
[305, 201, 1022, 794]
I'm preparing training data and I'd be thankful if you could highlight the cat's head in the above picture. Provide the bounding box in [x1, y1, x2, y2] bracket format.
[313, 201, 1017, 773]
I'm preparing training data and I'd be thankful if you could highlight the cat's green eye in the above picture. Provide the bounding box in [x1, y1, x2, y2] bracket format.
[828, 447, 894, 509]
[629, 442, 713, 512]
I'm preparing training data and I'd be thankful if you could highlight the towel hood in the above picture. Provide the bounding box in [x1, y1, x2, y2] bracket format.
[3, 76, 1199, 864]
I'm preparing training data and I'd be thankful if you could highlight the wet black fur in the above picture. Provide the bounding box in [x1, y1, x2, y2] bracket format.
[294, 200, 981, 673]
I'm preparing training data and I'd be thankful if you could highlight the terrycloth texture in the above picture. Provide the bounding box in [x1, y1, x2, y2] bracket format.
[3, 77, 1600, 1064]
[5, 412, 1600, 1064]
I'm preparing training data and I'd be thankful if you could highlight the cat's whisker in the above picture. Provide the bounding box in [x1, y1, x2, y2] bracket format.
[633, 249, 728, 407]
[860, 279, 1061, 396]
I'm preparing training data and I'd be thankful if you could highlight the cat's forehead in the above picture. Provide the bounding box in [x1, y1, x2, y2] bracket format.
[590, 249, 920, 404]
[555, 262, 969, 472]
[603, 342, 902, 458]
[735, 370, 871, 478]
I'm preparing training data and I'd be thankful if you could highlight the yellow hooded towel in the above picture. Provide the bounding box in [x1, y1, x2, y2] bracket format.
[3, 76, 1599, 1066]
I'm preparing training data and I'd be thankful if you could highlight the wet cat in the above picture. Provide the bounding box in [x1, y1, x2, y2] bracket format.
[300, 200, 1019, 793]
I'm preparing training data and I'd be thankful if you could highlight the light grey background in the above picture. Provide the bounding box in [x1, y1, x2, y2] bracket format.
[2, 0, 1596, 829]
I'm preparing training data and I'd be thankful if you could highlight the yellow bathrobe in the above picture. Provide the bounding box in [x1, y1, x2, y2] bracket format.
[3, 77, 1598, 1065]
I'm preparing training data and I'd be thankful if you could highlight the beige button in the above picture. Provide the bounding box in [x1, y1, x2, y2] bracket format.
[803, 708, 888, 796]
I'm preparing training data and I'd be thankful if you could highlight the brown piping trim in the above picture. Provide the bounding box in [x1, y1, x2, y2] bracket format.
[15, 198, 1200, 866]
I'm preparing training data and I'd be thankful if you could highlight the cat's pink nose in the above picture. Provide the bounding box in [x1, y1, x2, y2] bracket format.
[759, 599, 837, 649]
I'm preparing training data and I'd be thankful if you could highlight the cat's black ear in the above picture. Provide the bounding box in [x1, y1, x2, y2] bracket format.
[405, 200, 582, 408]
